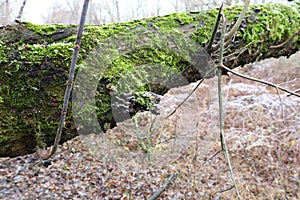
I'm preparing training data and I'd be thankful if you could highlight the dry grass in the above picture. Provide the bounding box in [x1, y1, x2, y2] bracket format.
[88, 52, 299, 199]
[69, 52, 300, 199]
[1, 53, 299, 200]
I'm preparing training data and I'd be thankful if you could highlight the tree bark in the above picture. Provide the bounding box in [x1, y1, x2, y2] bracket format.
[0, 3, 299, 157]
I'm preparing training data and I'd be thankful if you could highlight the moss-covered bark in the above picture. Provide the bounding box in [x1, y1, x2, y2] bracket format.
[0, 3, 299, 157]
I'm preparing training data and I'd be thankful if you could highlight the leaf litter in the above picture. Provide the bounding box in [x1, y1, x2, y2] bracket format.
[1, 52, 300, 199]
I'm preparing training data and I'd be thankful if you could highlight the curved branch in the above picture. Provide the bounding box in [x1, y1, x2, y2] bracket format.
[225, 0, 250, 41]
[270, 27, 300, 49]
[211, 0, 250, 52]
[221, 65, 300, 98]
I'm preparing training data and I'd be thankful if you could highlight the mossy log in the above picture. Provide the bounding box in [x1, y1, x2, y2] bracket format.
[0, 3, 299, 157]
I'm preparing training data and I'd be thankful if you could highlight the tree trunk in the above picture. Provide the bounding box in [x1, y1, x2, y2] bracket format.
[0, 3, 299, 157]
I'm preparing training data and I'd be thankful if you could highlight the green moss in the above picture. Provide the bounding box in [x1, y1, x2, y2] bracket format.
[0, 39, 9, 63]
[150, 12, 197, 29]
[243, 3, 300, 46]
[23, 22, 69, 35]
[0, 25, 80, 156]
[1, 3, 299, 156]
[66, 20, 148, 53]
[190, 8, 219, 44]
[20, 42, 74, 65]
[0, 135, 8, 143]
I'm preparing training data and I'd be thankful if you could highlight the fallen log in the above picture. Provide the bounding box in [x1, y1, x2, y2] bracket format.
[0, 2, 299, 157]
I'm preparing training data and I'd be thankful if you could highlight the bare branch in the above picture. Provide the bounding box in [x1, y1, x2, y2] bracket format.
[211, 0, 250, 52]
[225, 0, 250, 40]
[15, 0, 27, 23]
[172, 0, 181, 12]
[273, 87, 285, 122]
[0, 1, 8, 9]
[215, 185, 234, 194]
[165, 79, 204, 119]
[148, 174, 175, 200]
[270, 27, 300, 49]
[65, 0, 77, 19]
[221, 65, 300, 98]
[207, 3, 224, 51]
[41, 0, 90, 160]
[0, 0, 10, 24]
[287, 88, 300, 97]
[112, 0, 121, 21]
[165, 59, 218, 119]
[200, 149, 222, 166]
[218, 14, 225, 150]
[218, 13, 241, 200]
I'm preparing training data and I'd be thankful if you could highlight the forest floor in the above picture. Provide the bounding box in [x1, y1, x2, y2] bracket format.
[1, 51, 300, 199]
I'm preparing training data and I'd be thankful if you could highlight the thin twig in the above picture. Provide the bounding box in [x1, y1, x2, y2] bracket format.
[42, 0, 90, 160]
[221, 65, 300, 98]
[211, 0, 250, 52]
[165, 79, 204, 119]
[66, 0, 77, 19]
[275, 87, 285, 123]
[218, 14, 241, 199]
[200, 149, 222, 166]
[0, 1, 8, 10]
[148, 174, 175, 200]
[216, 185, 235, 194]
[225, 0, 250, 41]
[287, 88, 300, 97]
[133, 115, 148, 153]
[15, 0, 27, 23]
[223, 41, 254, 66]
[190, 130, 199, 166]
[270, 28, 300, 49]
[165, 62, 218, 119]
[207, 3, 224, 51]
[166, 2, 238, 120]
[155, 129, 197, 146]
